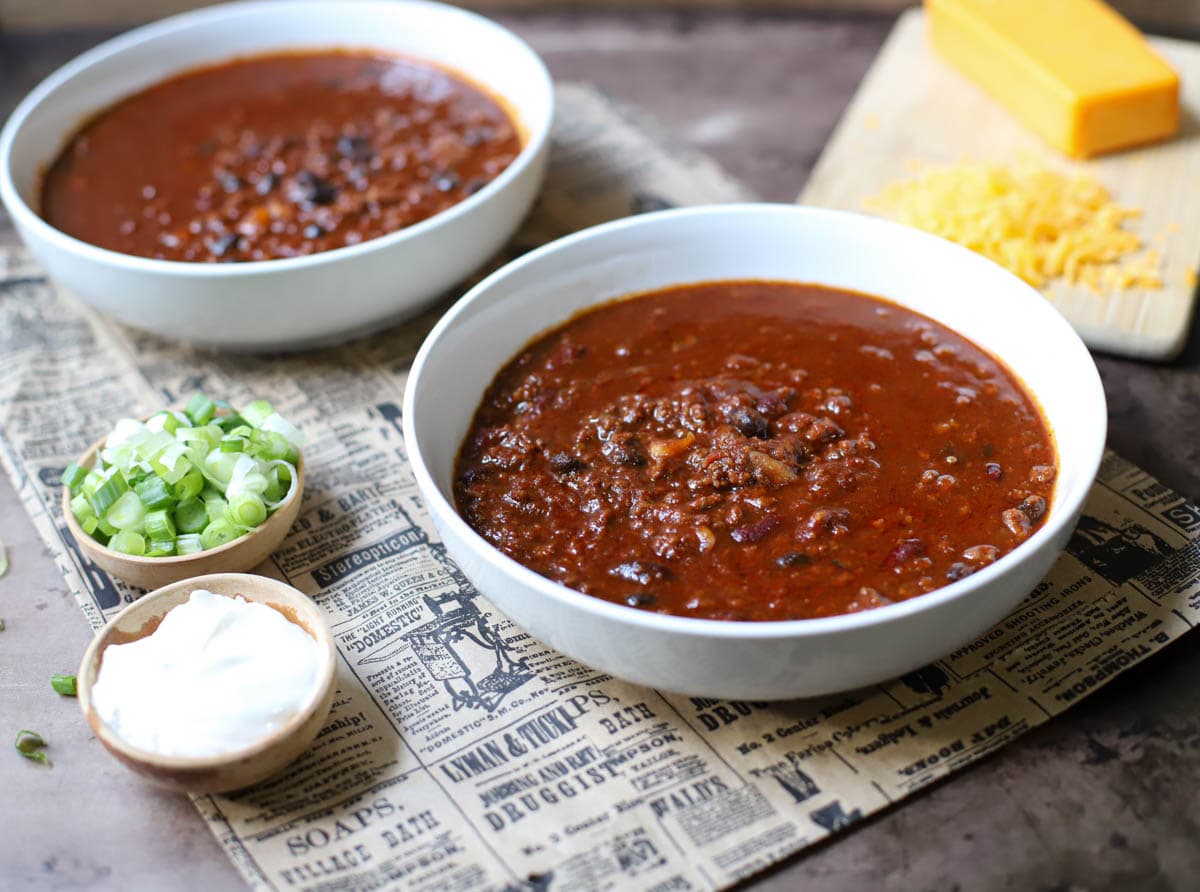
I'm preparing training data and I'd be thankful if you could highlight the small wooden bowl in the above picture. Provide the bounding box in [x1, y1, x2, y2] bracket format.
[77, 573, 336, 793]
[62, 423, 304, 590]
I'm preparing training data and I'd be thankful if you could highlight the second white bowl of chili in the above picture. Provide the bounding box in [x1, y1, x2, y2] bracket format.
[403, 203, 1107, 700]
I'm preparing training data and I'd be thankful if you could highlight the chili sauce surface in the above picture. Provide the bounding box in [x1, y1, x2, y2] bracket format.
[455, 281, 1056, 622]
[41, 50, 520, 262]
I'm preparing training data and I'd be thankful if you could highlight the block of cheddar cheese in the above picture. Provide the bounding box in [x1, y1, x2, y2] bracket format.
[926, 0, 1180, 158]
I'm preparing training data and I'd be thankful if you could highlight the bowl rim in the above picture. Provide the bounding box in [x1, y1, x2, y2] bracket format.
[0, 0, 554, 277]
[403, 202, 1108, 641]
[76, 572, 337, 770]
[61, 408, 305, 568]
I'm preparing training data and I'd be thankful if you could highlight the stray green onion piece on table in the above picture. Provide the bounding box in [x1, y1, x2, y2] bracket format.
[15, 730, 49, 766]
[62, 394, 305, 557]
[51, 674, 77, 697]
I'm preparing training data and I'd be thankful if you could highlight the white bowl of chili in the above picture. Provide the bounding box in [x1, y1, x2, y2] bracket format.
[0, 0, 553, 349]
[404, 203, 1107, 700]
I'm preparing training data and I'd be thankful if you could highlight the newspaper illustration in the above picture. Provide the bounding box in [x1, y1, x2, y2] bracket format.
[1, 84, 1198, 892]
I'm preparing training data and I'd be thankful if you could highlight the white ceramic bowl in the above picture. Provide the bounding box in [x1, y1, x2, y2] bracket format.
[0, 0, 553, 350]
[403, 204, 1108, 700]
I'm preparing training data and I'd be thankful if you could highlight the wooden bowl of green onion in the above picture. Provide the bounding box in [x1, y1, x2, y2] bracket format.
[61, 394, 306, 590]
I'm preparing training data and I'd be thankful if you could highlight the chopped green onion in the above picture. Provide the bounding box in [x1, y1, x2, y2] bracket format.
[215, 414, 247, 434]
[109, 530, 146, 556]
[152, 443, 191, 484]
[134, 475, 174, 510]
[185, 423, 221, 447]
[260, 412, 308, 449]
[204, 495, 229, 525]
[88, 470, 128, 515]
[70, 492, 95, 523]
[250, 429, 294, 462]
[176, 426, 211, 452]
[220, 436, 247, 453]
[226, 455, 267, 498]
[203, 450, 239, 487]
[174, 468, 204, 500]
[51, 674, 77, 697]
[61, 463, 87, 493]
[176, 534, 204, 555]
[240, 399, 274, 429]
[229, 493, 267, 527]
[15, 730, 49, 766]
[174, 498, 208, 534]
[200, 518, 242, 550]
[144, 508, 175, 540]
[81, 470, 103, 497]
[264, 460, 298, 509]
[185, 392, 216, 425]
[147, 537, 176, 557]
[106, 490, 145, 531]
[136, 430, 175, 462]
[159, 412, 182, 435]
[0, 538, 6, 578]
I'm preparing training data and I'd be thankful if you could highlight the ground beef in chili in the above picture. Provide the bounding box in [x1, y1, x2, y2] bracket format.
[454, 281, 1057, 622]
[40, 50, 520, 262]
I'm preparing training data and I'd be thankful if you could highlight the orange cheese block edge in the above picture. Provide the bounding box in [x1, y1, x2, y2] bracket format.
[925, 0, 1180, 158]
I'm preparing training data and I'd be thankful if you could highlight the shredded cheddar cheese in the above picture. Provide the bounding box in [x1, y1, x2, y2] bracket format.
[866, 160, 1163, 293]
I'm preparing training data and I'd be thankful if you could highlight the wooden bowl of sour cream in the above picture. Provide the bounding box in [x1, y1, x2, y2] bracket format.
[77, 573, 337, 793]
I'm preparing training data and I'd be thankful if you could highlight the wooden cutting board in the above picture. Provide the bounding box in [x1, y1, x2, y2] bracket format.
[799, 8, 1200, 360]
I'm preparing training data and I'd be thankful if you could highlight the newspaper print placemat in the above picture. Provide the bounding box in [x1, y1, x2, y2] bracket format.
[1, 84, 1198, 892]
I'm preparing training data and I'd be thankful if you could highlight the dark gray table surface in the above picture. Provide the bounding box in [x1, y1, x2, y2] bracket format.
[2, 11, 1198, 892]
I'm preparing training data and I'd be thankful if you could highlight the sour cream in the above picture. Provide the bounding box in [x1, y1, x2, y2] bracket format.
[91, 589, 322, 758]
